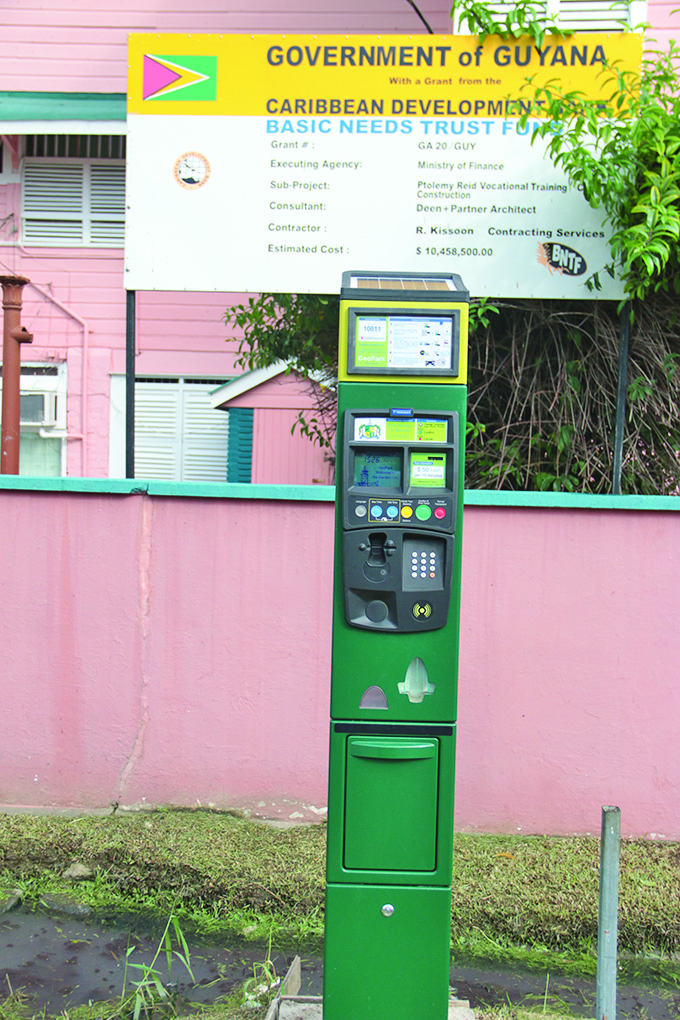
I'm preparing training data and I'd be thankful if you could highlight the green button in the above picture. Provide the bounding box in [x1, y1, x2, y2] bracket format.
[415, 504, 431, 521]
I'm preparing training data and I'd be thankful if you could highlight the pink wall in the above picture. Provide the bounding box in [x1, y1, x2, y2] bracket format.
[457, 505, 680, 838]
[0, 0, 674, 95]
[0, 221, 331, 482]
[0, 1, 455, 93]
[0, 484, 678, 838]
[228, 374, 334, 485]
[646, 0, 680, 49]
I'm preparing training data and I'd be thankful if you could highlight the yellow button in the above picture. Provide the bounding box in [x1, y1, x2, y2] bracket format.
[401, 505, 413, 518]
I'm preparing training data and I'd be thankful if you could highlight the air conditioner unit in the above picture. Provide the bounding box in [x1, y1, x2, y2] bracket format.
[19, 392, 58, 428]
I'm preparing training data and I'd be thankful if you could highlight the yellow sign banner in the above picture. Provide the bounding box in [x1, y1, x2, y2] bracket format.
[128, 32, 642, 118]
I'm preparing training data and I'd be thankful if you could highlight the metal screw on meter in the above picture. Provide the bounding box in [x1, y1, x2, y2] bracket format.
[381, 904, 395, 917]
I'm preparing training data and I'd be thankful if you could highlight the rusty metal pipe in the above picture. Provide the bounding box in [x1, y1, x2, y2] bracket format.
[0, 276, 32, 475]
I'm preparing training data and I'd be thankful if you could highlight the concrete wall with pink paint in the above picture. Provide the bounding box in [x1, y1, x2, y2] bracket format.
[0, 480, 678, 838]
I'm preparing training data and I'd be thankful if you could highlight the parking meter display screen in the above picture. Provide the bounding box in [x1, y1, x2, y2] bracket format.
[353, 451, 402, 489]
[410, 452, 447, 488]
[354, 314, 454, 372]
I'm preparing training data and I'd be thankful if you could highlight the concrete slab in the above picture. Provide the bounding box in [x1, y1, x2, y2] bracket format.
[276, 996, 476, 1019]
[278, 1002, 322, 1020]
[271, 956, 478, 1020]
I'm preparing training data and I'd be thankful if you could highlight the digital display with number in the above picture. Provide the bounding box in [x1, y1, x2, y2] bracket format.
[353, 452, 402, 489]
[354, 314, 454, 372]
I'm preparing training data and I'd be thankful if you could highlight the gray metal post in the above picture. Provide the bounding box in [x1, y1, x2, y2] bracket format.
[596, 805, 621, 1020]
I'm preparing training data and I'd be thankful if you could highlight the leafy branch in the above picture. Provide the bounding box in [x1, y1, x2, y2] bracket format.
[225, 292, 339, 450]
[450, 0, 565, 46]
[522, 43, 680, 302]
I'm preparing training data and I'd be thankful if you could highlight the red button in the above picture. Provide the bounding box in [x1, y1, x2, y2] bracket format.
[434, 507, 446, 519]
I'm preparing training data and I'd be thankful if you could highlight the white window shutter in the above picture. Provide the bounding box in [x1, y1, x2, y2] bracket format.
[134, 380, 230, 482]
[181, 384, 230, 482]
[22, 158, 125, 247]
[22, 162, 85, 244]
[134, 382, 182, 480]
[556, 0, 632, 30]
[90, 164, 125, 245]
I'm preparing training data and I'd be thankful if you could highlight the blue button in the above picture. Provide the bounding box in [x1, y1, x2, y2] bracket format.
[386, 505, 399, 519]
[370, 504, 383, 518]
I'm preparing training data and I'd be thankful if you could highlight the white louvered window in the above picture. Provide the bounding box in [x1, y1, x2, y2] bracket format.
[21, 159, 125, 247]
[453, 0, 645, 32]
[134, 378, 231, 482]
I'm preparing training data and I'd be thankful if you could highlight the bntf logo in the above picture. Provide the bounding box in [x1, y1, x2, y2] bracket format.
[537, 241, 587, 277]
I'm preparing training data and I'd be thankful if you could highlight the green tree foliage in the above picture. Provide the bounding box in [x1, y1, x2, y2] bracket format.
[224, 6, 680, 493]
[526, 40, 680, 301]
[451, 0, 563, 45]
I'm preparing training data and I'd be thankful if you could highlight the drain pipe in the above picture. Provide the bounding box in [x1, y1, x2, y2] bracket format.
[24, 280, 92, 476]
[0, 275, 33, 474]
[1, 250, 93, 474]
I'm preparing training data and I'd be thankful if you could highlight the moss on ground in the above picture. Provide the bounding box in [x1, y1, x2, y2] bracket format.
[1, 809, 679, 964]
[451, 832, 680, 956]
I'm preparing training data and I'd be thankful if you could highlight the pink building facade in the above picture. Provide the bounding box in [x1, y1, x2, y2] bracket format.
[0, 0, 676, 484]
[0, 0, 460, 485]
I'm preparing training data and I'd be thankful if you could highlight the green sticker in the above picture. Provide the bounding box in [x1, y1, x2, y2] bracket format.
[385, 419, 416, 441]
[355, 317, 388, 368]
[415, 419, 447, 443]
[411, 452, 446, 488]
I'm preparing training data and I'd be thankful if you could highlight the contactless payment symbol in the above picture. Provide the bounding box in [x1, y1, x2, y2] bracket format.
[412, 602, 433, 620]
[143, 54, 218, 102]
[174, 152, 211, 189]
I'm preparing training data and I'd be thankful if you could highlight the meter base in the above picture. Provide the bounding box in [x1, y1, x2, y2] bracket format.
[323, 883, 451, 1020]
[275, 1000, 474, 1020]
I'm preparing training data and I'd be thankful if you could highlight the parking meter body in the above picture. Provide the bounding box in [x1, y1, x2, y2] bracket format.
[324, 271, 469, 1020]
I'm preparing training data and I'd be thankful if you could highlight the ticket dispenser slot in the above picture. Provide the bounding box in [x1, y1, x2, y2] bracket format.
[344, 736, 439, 872]
[342, 409, 458, 632]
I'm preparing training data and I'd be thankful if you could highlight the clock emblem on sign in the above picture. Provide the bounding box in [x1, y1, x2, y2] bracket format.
[173, 151, 211, 189]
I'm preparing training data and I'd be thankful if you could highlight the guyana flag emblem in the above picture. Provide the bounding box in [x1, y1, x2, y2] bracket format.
[142, 54, 217, 101]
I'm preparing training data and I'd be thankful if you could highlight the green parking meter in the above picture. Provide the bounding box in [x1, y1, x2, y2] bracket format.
[323, 271, 469, 1020]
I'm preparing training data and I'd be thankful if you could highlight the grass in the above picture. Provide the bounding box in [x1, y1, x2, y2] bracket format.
[1, 809, 680, 1017]
[453, 832, 680, 956]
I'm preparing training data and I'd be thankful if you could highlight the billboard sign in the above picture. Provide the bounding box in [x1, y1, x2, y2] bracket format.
[125, 33, 641, 297]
